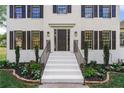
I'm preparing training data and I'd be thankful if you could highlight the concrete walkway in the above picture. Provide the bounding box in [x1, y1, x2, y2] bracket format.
[38, 83, 89, 88]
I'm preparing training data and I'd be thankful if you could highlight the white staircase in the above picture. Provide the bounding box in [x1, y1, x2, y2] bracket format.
[41, 52, 84, 83]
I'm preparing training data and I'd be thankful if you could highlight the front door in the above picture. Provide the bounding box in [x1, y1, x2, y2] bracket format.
[54, 29, 70, 51]
[58, 29, 66, 51]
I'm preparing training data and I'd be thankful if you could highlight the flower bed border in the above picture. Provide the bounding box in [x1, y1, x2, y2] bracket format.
[0, 69, 110, 84]
[0, 69, 40, 83]
[85, 72, 110, 84]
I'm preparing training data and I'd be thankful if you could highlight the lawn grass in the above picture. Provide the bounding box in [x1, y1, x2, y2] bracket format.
[0, 47, 6, 60]
[0, 70, 38, 88]
[88, 72, 124, 88]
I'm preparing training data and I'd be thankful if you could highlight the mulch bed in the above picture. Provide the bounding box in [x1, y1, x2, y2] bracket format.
[85, 72, 107, 81]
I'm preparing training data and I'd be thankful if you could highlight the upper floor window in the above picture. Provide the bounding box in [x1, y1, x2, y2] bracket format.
[99, 5, 116, 18]
[15, 6, 23, 18]
[85, 6, 93, 18]
[27, 5, 43, 18]
[57, 5, 67, 14]
[81, 5, 97, 18]
[53, 5, 71, 14]
[32, 6, 41, 18]
[9, 5, 26, 18]
[102, 6, 111, 18]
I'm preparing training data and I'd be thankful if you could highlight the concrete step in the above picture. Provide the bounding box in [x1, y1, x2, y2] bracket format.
[43, 70, 82, 75]
[45, 65, 79, 69]
[47, 60, 77, 63]
[42, 75, 84, 83]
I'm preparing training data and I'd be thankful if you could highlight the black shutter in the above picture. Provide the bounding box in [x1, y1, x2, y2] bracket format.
[94, 31, 98, 49]
[99, 5, 103, 17]
[10, 31, 13, 49]
[27, 5, 31, 18]
[22, 32, 26, 49]
[109, 31, 111, 49]
[99, 31, 103, 49]
[112, 31, 116, 49]
[94, 5, 98, 17]
[68, 5, 71, 13]
[27, 31, 30, 49]
[14, 6, 16, 18]
[81, 5, 85, 17]
[22, 5, 26, 18]
[112, 5, 116, 17]
[81, 31, 85, 49]
[40, 31, 43, 49]
[10, 5, 13, 18]
[14, 31, 16, 49]
[53, 5, 57, 13]
[40, 5, 43, 18]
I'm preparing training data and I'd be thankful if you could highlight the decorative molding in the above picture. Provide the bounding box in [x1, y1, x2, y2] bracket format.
[49, 23, 75, 28]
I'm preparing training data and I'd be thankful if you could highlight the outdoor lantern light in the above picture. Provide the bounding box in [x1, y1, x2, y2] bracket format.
[75, 32, 77, 37]
[47, 32, 50, 37]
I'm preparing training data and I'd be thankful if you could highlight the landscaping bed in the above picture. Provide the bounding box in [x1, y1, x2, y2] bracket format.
[80, 61, 107, 81]
[0, 60, 44, 80]
[88, 72, 124, 88]
[81, 61, 124, 82]
[0, 70, 38, 88]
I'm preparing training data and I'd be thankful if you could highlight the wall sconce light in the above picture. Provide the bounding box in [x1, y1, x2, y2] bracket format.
[47, 32, 50, 37]
[74, 32, 77, 37]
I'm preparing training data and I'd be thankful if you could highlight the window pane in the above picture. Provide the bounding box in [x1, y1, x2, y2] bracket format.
[16, 31, 23, 48]
[84, 31, 93, 49]
[102, 31, 110, 47]
[32, 6, 40, 18]
[32, 31, 40, 48]
[103, 6, 111, 18]
[15, 6, 23, 18]
[120, 32, 124, 46]
[57, 5, 67, 14]
[85, 6, 93, 18]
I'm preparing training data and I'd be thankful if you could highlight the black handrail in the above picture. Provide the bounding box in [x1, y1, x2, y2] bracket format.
[74, 40, 86, 85]
[39, 40, 51, 83]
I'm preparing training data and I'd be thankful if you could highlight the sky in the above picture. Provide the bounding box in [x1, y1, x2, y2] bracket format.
[0, 5, 124, 35]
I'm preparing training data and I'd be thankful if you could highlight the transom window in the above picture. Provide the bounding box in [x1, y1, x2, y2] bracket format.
[84, 31, 93, 49]
[85, 6, 93, 18]
[102, 31, 111, 47]
[32, 31, 40, 48]
[15, 6, 23, 18]
[120, 32, 124, 47]
[103, 6, 111, 18]
[57, 5, 67, 14]
[32, 6, 40, 18]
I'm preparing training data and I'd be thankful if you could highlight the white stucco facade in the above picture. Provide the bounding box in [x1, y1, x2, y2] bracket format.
[7, 5, 121, 64]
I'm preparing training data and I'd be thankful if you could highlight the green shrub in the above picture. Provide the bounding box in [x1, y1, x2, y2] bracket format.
[89, 61, 97, 67]
[20, 66, 28, 76]
[103, 45, 110, 66]
[9, 63, 16, 69]
[0, 60, 7, 68]
[15, 46, 20, 67]
[111, 63, 122, 72]
[84, 67, 97, 78]
[30, 63, 41, 71]
[35, 45, 39, 63]
[32, 70, 41, 80]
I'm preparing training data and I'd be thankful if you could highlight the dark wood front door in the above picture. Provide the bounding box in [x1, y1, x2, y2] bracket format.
[58, 29, 66, 51]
